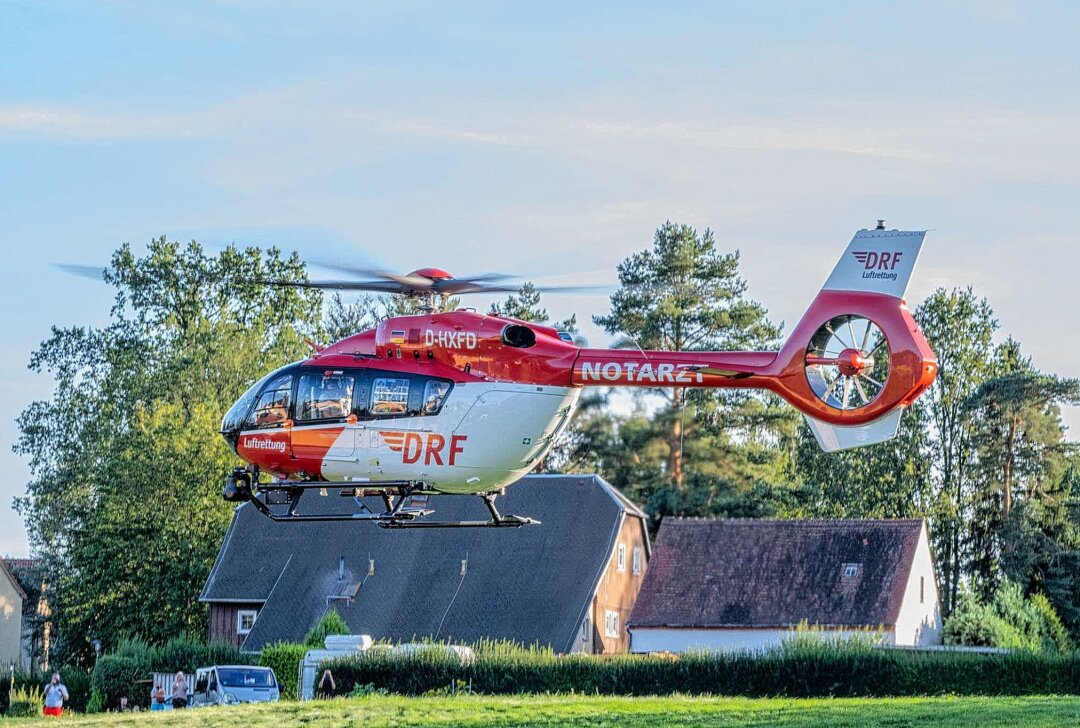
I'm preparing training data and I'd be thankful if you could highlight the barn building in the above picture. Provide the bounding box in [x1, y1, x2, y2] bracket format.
[201, 474, 650, 654]
[628, 518, 941, 653]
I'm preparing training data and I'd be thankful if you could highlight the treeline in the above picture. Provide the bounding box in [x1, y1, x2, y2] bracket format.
[13, 223, 1080, 669]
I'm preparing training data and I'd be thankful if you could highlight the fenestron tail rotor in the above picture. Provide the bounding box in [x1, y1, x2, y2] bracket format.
[805, 314, 891, 411]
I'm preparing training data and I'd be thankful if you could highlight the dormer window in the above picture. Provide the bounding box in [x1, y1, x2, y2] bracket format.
[842, 563, 859, 578]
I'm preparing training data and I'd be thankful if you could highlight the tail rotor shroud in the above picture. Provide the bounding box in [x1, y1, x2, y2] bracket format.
[805, 315, 891, 412]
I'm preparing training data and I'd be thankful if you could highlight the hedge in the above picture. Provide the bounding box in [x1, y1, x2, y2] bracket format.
[320, 640, 1080, 698]
[89, 637, 257, 711]
[260, 643, 308, 701]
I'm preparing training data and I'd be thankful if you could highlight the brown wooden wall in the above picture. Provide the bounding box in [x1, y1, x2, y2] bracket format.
[208, 602, 263, 649]
[590, 515, 649, 654]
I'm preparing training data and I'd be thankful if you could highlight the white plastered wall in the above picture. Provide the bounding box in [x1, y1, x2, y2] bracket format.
[891, 522, 942, 646]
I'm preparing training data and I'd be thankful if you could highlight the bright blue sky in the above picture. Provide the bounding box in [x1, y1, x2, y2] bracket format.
[3, 1, 1080, 555]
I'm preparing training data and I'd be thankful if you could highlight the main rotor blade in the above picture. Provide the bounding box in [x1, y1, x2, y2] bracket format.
[55, 263, 107, 281]
[245, 278, 410, 293]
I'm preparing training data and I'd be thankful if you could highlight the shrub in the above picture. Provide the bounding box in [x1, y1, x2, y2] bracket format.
[89, 637, 256, 709]
[945, 582, 1073, 652]
[304, 609, 351, 648]
[260, 642, 308, 700]
[5, 685, 44, 717]
[90, 655, 144, 711]
[0, 667, 91, 715]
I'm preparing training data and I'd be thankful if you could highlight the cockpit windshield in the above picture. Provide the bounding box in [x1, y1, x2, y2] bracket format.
[221, 364, 296, 434]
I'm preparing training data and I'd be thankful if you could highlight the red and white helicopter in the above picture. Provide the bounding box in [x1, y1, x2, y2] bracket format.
[212, 223, 937, 528]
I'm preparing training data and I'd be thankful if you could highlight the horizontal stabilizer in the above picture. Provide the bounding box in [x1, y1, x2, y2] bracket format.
[803, 408, 904, 452]
[823, 228, 927, 299]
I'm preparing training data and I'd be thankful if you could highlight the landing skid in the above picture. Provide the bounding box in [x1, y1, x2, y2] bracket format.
[223, 468, 540, 529]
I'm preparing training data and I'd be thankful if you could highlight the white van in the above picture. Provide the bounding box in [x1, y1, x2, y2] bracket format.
[191, 665, 280, 706]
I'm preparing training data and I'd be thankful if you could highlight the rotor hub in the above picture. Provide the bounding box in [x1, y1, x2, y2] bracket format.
[836, 348, 870, 377]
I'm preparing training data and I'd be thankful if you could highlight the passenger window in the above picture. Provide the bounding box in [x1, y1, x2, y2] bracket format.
[296, 371, 355, 421]
[371, 378, 410, 414]
[246, 374, 292, 428]
[422, 380, 451, 414]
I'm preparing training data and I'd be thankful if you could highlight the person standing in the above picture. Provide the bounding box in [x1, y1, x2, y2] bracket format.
[171, 671, 189, 709]
[316, 669, 335, 699]
[42, 673, 69, 718]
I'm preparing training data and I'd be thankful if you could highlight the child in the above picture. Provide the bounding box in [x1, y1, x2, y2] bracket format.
[150, 688, 168, 711]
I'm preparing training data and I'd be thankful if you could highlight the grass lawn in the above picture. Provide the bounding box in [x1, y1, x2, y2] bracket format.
[3, 694, 1079, 727]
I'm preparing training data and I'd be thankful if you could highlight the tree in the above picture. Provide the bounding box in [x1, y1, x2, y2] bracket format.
[785, 404, 931, 520]
[593, 221, 782, 493]
[323, 292, 381, 343]
[914, 287, 1000, 616]
[489, 281, 579, 333]
[14, 237, 321, 663]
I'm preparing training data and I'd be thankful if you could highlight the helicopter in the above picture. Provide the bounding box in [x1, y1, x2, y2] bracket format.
[209, 222, 938, 528]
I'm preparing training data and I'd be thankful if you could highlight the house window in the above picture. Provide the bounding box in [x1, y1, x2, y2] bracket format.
[632, 547, 643, 575]
[842, 563, 859, 578]
[237, 610, 257, 636]
[616, 544, 626, 572]
[582, 614, 590, 642]
[604, 610, 620, 638]
[920, 576, 925, 604]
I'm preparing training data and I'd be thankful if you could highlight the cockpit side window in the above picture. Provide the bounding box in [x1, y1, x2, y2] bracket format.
[245, 374, 293, 428]
[370, 377, 410, 415]
[296, 371, 355, 421]
[422, 380, 452, 415]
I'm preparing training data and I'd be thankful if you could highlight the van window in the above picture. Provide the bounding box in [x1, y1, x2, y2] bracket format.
[246, 374, 293, 428]
[296, 371, 355, 421]
[218, 668, 276, 688]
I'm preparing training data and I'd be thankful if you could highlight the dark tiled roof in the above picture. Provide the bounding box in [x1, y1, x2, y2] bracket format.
[201, 475, 646, 653]
[629, 518, 923, 629]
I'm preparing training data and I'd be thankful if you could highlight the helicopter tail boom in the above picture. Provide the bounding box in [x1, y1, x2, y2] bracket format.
[571, 226, 937, 451]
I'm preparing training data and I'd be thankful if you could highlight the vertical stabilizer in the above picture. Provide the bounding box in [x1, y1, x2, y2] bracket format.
[822, 228, 927, 300]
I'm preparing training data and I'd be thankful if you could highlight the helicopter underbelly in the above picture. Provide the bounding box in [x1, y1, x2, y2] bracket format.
[270, 383, 580, 493]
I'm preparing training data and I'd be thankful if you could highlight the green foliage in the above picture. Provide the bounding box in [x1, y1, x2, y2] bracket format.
[85, 688, 105, 714]
[260, 642, 308, 701]
[581, 220, 789, 510]
[944, 582, 1072, 652]
[90, 655, 144, 713]
[89, 637, 252, 709]
[0, 667, 91, 715]
[5, 684, 44, 717]
[348, 682, 389, 698]
[304, 610, 351, 648]
[15, 238, 323, 664]
[321, 639, 1080, 698]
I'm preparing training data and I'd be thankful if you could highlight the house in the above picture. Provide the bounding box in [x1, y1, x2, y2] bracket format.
[4, 558, 51, 671]
[201, 474, 650, 654]
[628, 518, 941, 653]
[0, 558, 25, 668]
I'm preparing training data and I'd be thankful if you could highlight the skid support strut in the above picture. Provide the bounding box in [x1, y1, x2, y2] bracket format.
[223, 467, 539, 528]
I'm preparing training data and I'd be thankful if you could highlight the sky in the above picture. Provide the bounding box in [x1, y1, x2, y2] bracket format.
[3, 0, 1080, 556]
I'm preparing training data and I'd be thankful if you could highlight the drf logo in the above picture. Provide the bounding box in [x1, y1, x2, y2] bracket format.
[380, 432, 468, 465]
[852, 251, 903, 270]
